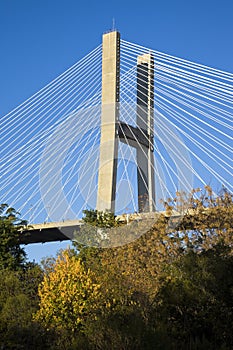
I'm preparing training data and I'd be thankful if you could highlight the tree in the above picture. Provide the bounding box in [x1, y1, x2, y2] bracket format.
[35, 249, 102, 347]
[73, 209, 121, 248]
[82, 209, 119, 228]
[0, 204, 49, 349]
[0, 263, 47, 350]
[154, 243, 233, 349]
[0, 203, 27, 270]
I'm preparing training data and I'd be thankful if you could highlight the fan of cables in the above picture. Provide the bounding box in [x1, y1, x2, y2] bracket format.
[0, 38, 232, 223]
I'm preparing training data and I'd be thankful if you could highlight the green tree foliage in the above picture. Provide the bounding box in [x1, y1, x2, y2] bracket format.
[73, 209, 121, 248]
[0, 203, 27, 270]
[0, 264, 47, 350]
[82, 209, 119, 228]
[154, 243, 233, 349]
[0, 204, 49, 349]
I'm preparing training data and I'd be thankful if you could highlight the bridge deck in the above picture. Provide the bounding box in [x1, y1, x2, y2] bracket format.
[19, 212, 184, 245]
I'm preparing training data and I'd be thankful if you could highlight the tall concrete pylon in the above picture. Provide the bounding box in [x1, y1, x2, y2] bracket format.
[97, 31, 120, 213]
[97, 31, 155, 213]
[136, 53, 156, 212]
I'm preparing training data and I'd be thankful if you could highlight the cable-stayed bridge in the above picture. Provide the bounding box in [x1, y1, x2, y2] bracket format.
[0, 31, 232, 246]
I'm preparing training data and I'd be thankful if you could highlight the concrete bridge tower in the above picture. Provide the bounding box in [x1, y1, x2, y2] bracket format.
[96, 31, 120, 213]
[97, 31, 155, 213]
[136, 53, 156, 212]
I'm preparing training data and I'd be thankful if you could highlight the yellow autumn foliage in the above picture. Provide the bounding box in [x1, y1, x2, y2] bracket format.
[35, 249, 101, 332]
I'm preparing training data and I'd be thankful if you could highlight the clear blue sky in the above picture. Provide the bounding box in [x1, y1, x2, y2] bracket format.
[1, 0, 233, 262]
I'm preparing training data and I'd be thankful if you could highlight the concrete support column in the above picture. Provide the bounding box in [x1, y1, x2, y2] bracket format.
[136, 53, 156, 212]
[96, 31, 120, 213]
